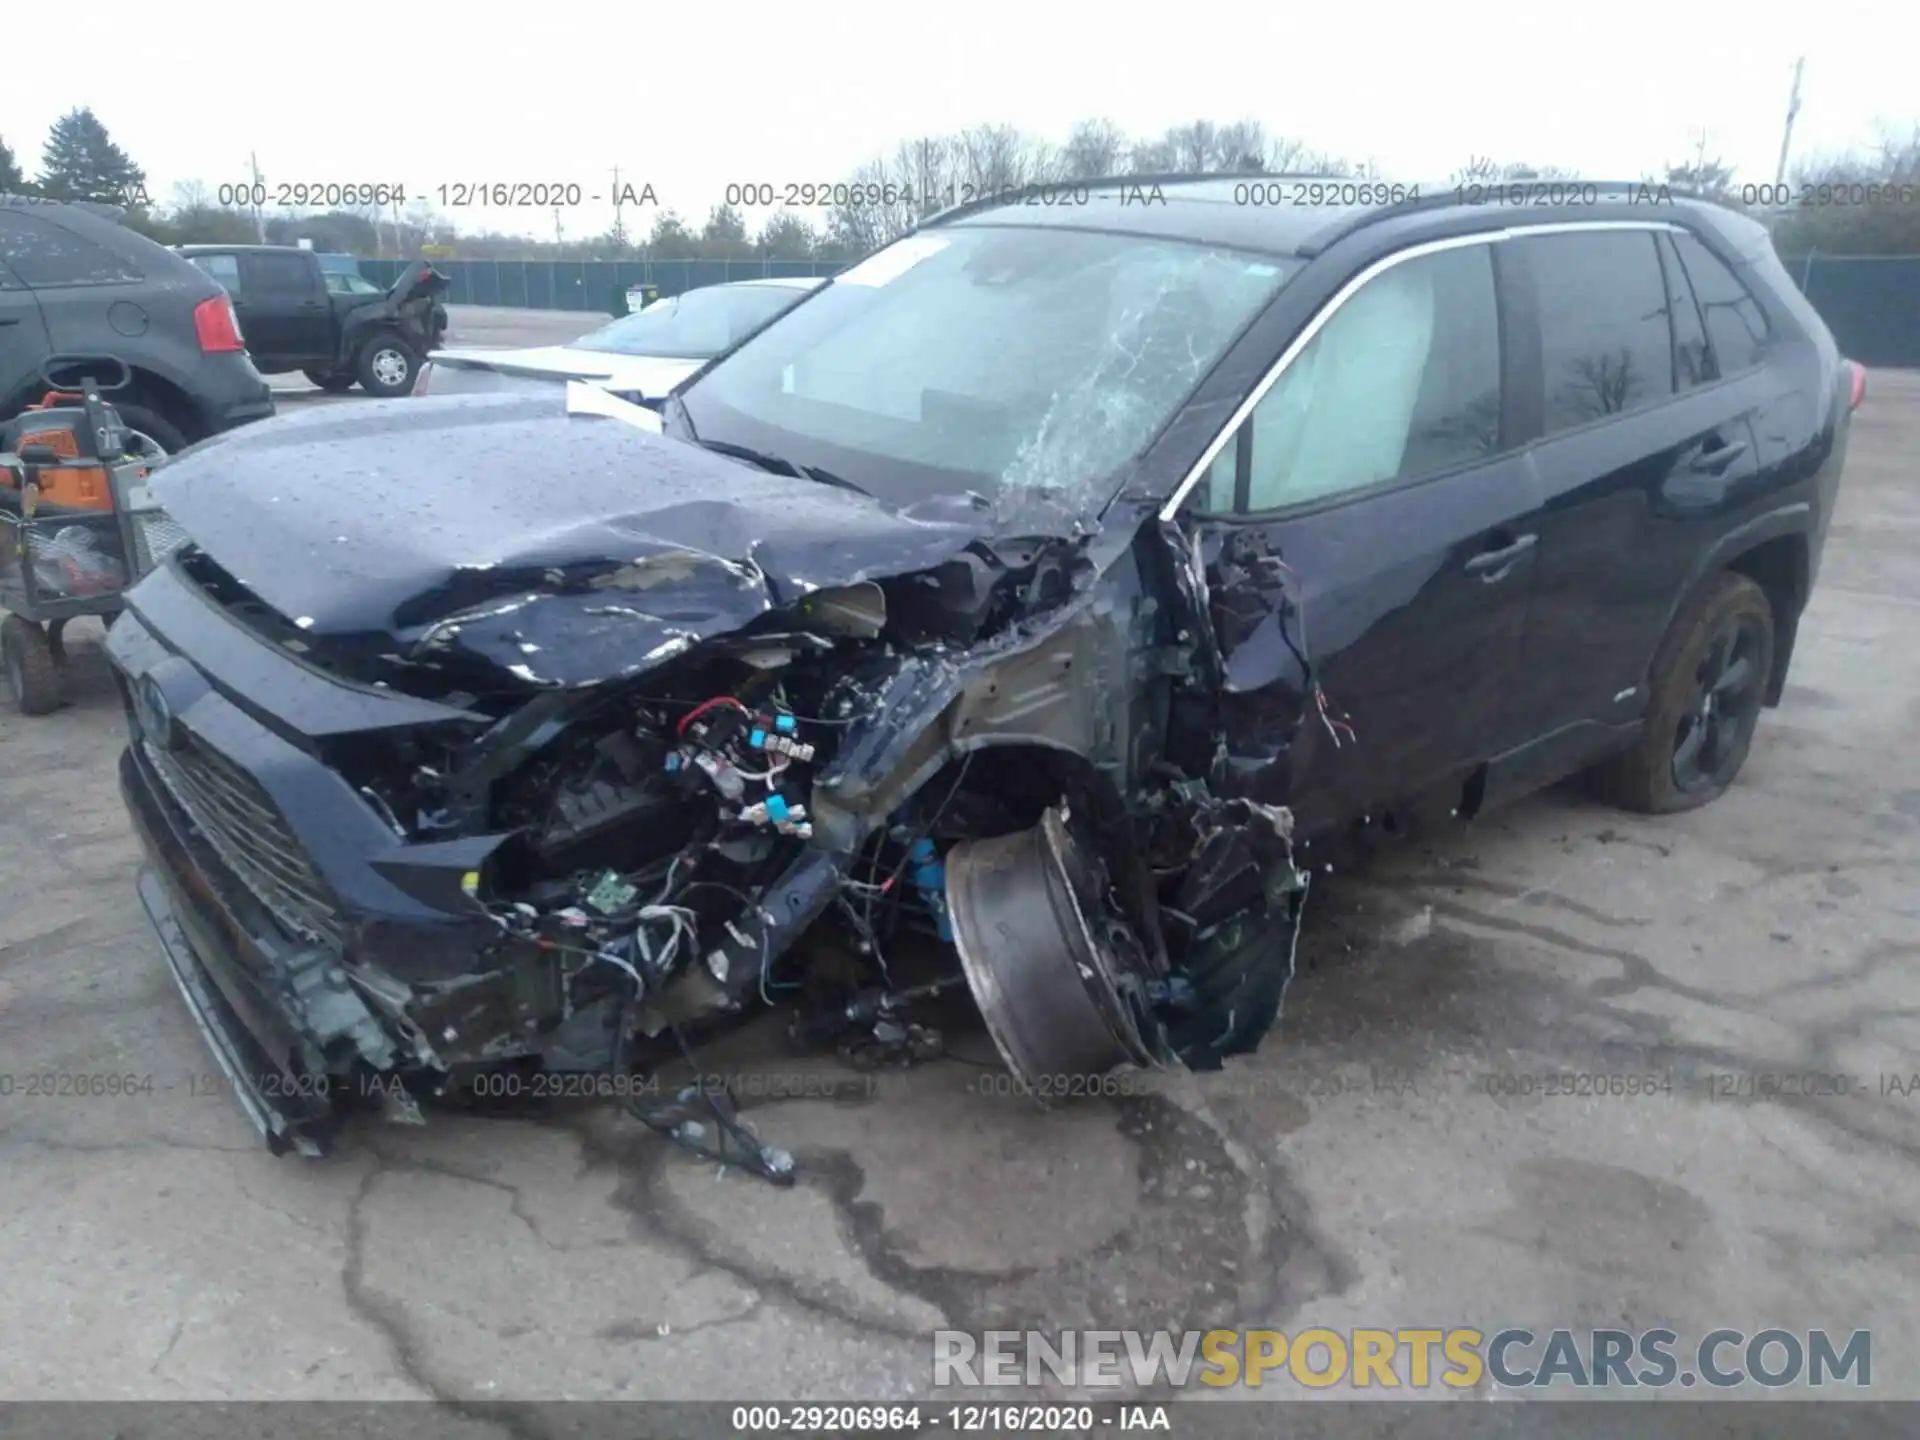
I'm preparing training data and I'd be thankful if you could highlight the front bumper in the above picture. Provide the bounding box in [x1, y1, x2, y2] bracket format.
[123, 746, 334, 1154]
[106, 574, 533, 1148]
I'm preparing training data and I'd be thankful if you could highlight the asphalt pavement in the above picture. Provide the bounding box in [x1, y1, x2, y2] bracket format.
[2, 358, 1917, 1413]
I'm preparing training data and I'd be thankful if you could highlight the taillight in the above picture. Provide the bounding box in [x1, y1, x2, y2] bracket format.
[1848, 361, 1867, 412]
[414, 361, 434, 396]
[193, 294, 244, 353]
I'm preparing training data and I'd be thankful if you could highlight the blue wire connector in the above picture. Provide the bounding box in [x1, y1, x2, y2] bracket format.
[907, 837, 953, 942]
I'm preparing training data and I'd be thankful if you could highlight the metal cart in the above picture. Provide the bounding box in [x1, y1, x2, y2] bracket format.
[1, 355, 180, 715]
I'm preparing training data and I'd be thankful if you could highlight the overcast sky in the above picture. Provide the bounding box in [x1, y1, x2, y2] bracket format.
[5, 0, 1912, 239]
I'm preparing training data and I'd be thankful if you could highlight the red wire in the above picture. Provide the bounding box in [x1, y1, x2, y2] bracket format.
[676, 695, 748, 737]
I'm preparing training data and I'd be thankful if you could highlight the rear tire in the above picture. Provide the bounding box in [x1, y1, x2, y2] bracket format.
[355, 336, 419, 397]
[303, 369, 356, 394]
[113, 402, 187, 454]
[2, 615, 62, 716]
[1587, 572, 1774, 814]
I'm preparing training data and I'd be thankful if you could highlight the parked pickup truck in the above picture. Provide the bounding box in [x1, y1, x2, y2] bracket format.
[176, 245, 448, 396]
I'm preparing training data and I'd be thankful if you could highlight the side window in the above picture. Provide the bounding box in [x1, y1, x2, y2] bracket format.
[1656, 233, 1714, 389]
[1670, 230, 1770, 375]
[0, 211, 144, 287]
[1520, 231, 1675, 434]
[1205, 244, 1502, 513]
[189, 253, 242, 295]
[241, 251, 319, 298]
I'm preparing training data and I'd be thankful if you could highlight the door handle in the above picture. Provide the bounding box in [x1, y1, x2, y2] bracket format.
[1688, 439, 1749, 474]
[1464, 533, 1537, 578]
[0, 316, 19, 326]
[299, 301, 325, 310]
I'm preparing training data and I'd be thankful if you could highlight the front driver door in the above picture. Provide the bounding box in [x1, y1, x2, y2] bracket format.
[236, 250, 333, 365]
[1181, 237, 1545, 835]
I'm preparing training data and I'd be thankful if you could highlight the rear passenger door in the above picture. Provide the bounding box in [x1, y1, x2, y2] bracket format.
[1181, 239, 1546, 834]
[0, 207, 147, 385]
[0, 244, 53, 411]
[1502, 226, 1762, 745]
[234, 251, 332, 364]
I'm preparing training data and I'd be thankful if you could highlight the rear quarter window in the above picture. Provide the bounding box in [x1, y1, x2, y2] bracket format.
[0, 210, 145, 287]
[1670, 230, 1771, 375]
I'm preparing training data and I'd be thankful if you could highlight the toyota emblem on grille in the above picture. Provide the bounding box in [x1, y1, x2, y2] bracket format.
[137, 675, 180, 750]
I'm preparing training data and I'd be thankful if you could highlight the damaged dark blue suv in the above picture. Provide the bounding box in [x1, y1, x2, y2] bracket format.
[107, 178, 1859, 1162]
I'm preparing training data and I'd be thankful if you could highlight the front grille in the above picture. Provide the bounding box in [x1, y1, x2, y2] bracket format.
[128, 510, 190, 577]
[141, 737, 344, 951]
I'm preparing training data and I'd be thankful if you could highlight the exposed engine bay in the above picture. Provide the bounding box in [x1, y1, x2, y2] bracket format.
[119, 393, 1317, 1180]
[333, 527, 1307, 1182]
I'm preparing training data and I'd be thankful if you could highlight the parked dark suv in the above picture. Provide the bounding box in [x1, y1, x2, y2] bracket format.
[0, 197, 273, 450]
[105, 178, 1857, 1158]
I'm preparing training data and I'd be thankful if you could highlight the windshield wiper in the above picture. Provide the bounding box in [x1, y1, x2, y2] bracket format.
[692, 438, 873, 498]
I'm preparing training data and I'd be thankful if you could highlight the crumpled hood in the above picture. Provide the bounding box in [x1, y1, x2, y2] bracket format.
[151, 394, 999, 687]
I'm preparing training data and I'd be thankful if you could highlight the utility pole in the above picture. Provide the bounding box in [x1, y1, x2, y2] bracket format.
[247, 151, 267, 242]
[610, 165, 625, 252]
[1774, 56, 1806, 188]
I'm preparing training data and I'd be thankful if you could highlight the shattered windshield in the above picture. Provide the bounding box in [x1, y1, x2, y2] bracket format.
[676, 226, 1295, 517]
[573, 283, 814, 358]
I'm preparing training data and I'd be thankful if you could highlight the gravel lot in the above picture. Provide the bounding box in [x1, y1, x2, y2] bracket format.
[2, 361, 1917, 1412]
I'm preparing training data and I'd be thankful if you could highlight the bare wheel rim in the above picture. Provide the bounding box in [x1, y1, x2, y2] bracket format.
[1671, 613, 1765, 794]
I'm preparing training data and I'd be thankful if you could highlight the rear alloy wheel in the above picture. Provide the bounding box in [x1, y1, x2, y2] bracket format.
[1588, 572, 1774, 814]
[302, 369, 357, 394]
[2, 615, 62, 716]
[356, 336, 420, 397]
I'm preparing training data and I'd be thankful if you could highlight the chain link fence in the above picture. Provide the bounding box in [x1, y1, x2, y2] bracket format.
[355, 253, 1920, 367]
[1785, 255, 1920, 369]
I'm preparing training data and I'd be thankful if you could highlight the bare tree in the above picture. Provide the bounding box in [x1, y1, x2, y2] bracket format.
[1125, 120, 1343, 176]
[1451, 155, 1581, 185]
[1060, 118, 1127, 178]
[1773, 121, 1920, 255]
[1663, 131, 1738, 201]
[826, 155, 912, 257]
[953, 123, 1053, 191]
[1215, 120, 1271, 172]
[1565, 350, 1641, 420]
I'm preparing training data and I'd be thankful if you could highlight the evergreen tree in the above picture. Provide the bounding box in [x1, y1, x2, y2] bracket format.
[37, 108, 147, 204]
[0, 135, 28, 194]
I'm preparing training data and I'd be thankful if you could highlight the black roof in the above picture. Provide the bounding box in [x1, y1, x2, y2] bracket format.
[925, 174, 1739, 258]
[0, 193, 127, 224]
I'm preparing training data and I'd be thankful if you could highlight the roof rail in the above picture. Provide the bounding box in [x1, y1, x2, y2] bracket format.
[914, 170, 1322, 230]
[905, 170, 1718, 249]
[1298, 177, 1714, 254]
